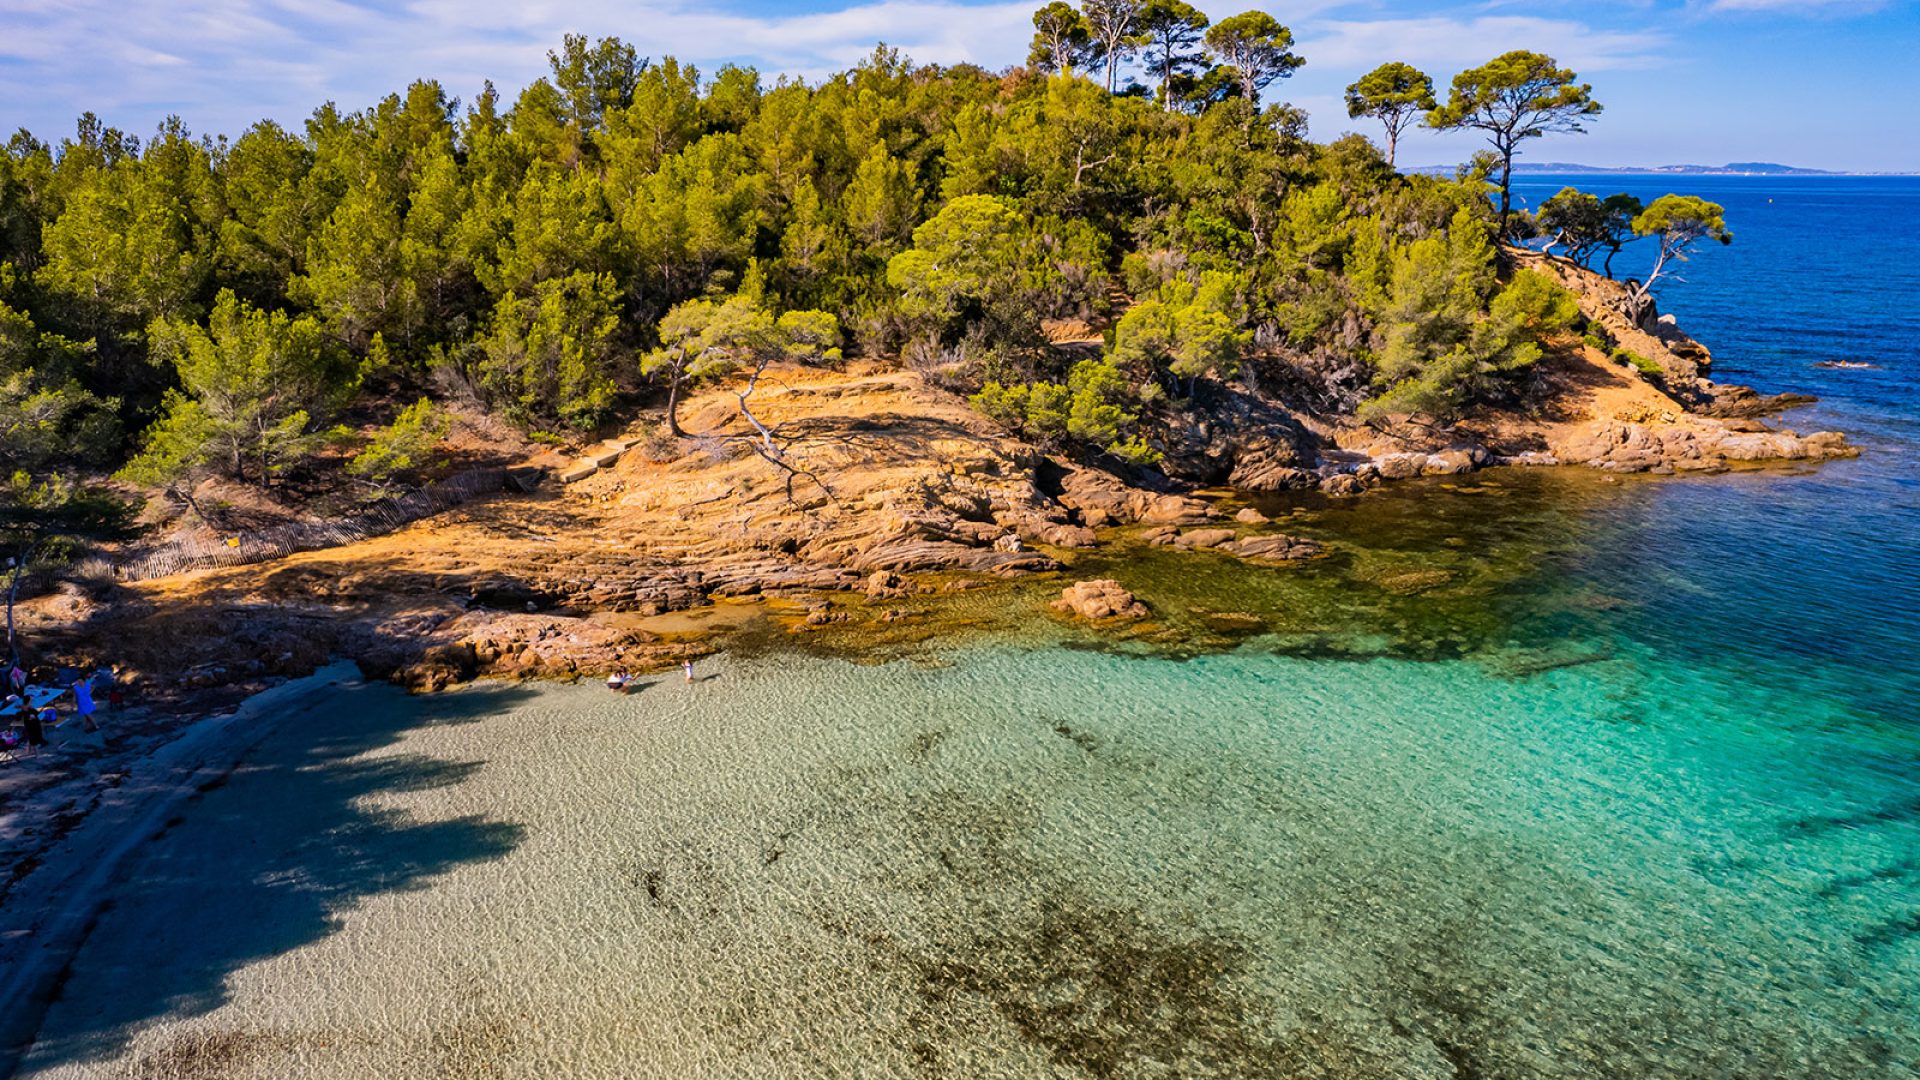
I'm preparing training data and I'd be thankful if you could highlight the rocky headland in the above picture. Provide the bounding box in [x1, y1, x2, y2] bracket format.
[11, 259, 1854, 716]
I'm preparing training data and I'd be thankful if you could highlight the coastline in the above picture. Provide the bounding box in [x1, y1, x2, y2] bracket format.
[14, 251, 1859, 707]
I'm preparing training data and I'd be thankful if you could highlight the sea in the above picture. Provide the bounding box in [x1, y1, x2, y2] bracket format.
[12, 176, 1919, 1078]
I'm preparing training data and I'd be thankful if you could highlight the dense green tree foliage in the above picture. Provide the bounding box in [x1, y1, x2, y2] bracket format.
[1427, 51, 1602, 233]
[1030, 2, 1101, 77]
[1137, 0, 1211, 110]
[1536, 188, 1643, 278]
[1624, 195, 1731, 321]
[1082, 0, 1145, 92]
[127, 289, 354, 487]
[1344, 63, 1435, 167]
[346, 397, 452, 490]
[1202, 12, 1305, 104]
[0, 18, 1663, 527]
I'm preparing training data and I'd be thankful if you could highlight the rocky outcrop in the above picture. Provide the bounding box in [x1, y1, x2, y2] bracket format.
[1153, 387, 1322, 489]
[40, 349, 1861, 707]
[1553, 418, 1856, 473]
[1050, 579, 1149, 621]
[1223, 534, 1324, 563]
[1173, 528, 1237, 550]
[1054, 466, 1213, 527]
[1143, 526, 1323, 563]
[391, 611, 709, 691]
[1225, 440, 1318, 492]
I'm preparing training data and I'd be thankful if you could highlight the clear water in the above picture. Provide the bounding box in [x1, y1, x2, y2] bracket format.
[14, 177, 1920, 1078]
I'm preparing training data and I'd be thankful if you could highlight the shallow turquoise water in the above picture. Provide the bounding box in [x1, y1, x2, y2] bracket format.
[16, 635, 1919, 1078]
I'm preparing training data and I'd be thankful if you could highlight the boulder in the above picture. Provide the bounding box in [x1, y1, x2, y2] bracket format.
[1319, 474, 1365, 496]
[1050, 579, 1149, 622]
[1223, 534, 1324, 563]
[1056, 467, 1140, 524]
[1173, 528, 1237, 550]
[1036, 523, 1098, 548]
[1227, 437, 1318, 491]
[1137, 493, 1214, 525]
[1234, 507, 1270, 524]
[1374, 453, 1426, 480]
[1422, 449, 1482, 476]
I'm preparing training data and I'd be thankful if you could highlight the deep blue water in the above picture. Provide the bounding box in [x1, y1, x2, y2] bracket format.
[1512, 175, 1920, 728]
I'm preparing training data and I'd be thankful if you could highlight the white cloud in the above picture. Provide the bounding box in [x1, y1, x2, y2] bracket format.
[0, 0, 1037, 138]
[1300, 15, 1668, 74]
[1707, 0, 1886, 11]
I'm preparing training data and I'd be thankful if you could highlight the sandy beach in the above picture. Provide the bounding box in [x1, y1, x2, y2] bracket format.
[0, 664, 364, 1074]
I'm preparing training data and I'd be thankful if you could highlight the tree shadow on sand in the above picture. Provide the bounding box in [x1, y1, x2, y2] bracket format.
[12, 679, 536, 1075]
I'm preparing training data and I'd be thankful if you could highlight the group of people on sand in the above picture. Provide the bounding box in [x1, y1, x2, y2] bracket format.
[2, 664, 119, 760]
[605, 659, 697, 693]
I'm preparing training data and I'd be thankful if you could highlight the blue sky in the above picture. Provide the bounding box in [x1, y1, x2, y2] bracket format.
[2, 0, 1915, 171]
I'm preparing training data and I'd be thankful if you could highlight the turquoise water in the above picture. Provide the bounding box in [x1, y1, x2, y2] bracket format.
[13, 178, 1920, 1077]
[16, 649, 1919, 1078]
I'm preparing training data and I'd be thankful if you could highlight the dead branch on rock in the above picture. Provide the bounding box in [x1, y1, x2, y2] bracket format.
[720, 356, 842, 510]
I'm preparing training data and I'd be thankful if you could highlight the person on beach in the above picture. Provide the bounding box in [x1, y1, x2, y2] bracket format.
[29, 707, 52, 748]
[682, 659, 694, 683]
[72, 675, 98, 732]
[606, 670, 628, 692]
[5, 694, 39, 754]
[7, 663, 24, 693]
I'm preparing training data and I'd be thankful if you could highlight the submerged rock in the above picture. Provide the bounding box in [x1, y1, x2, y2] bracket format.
[1173, 528, 1237, 550]
[1222, 534, 1324, 563]
[1051, 579, 1149, 622]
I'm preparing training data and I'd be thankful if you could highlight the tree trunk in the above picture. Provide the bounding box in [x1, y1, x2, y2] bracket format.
[1386, 125, 1398, 168]
[1497, 142, 1515, 235]
[5, 540, 39, 667]
[6, 559, 21, 667]
[171, 482, 210, 525]
[665, 366, 687, 438]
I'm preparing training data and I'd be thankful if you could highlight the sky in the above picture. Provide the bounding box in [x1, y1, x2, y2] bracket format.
[1, 0, 1916, 172]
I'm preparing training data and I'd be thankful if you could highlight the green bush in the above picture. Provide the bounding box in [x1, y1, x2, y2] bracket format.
[1611, 347, 1663, 377]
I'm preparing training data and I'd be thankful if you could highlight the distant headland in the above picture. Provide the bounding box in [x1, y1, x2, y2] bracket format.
[1410, 161, 1913, 177]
